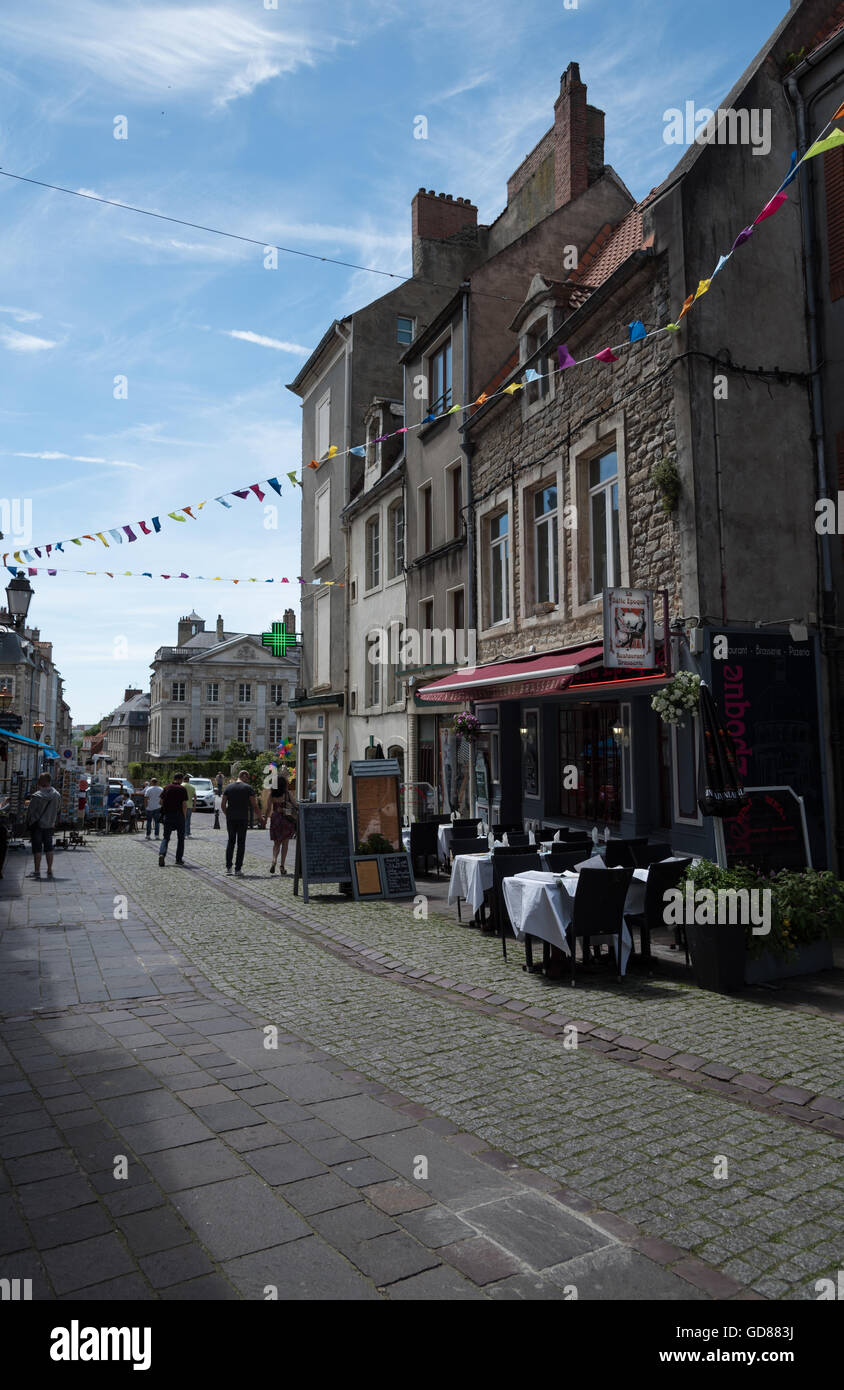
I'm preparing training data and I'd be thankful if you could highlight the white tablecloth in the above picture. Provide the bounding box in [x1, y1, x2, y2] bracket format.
[437, 824, 453, 861]
[502, 868, 652, 975]
[448, 854, 493, 915]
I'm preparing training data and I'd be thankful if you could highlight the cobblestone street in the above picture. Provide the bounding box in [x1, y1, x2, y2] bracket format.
[1, 824, 841, 1302]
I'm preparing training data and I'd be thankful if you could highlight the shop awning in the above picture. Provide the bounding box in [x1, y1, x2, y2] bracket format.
[0, 730, 60, 757]
[417, 643, 605, 703]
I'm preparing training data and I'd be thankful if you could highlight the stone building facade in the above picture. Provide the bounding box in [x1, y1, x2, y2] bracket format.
[103, 688, 150, 777]
[147, 611, 299, 761]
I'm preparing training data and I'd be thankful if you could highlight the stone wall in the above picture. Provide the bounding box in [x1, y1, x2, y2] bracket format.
[468, 255, 683, 665]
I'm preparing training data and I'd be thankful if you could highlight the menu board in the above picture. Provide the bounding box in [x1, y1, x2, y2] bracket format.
[381, 852, 416, 899]
[721, 787, 811, 874]
[353, 857, 384, 899]
[294, 802, 357, 903]
[349, 760, 401, 849]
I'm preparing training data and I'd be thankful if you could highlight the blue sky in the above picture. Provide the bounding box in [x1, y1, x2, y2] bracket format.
[0, 0, 786, 722]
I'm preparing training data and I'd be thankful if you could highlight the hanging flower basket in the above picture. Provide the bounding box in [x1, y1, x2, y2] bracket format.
[450, 711, 481, 740]
[651, 671, 701, 727]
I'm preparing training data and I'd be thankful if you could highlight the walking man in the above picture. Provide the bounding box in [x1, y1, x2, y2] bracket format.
[183, 777, 196, 837]
[26, 773, 62, 879]
[158, 773, 187, 867]
[144, 776, 162, 838]
[215, 771, 223, 797]
[221, 771, 263, 876]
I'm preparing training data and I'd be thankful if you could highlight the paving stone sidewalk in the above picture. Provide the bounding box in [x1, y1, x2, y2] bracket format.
[68, 828, 844, 1299]
[1, 842, 719, 1301]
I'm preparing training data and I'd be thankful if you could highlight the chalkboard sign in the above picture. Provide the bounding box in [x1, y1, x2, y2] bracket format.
[294, 802, 357, 903]
[381, 852, 416, 900]
[720, 786, 812, 874]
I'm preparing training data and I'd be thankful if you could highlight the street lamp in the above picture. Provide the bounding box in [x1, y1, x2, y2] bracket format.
[5, 575, 33, 630]
[33, 719, 44, 741]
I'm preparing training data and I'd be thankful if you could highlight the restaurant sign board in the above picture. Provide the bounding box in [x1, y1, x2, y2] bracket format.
[602, 588, 656, 669]
[717, 786, 812, 874]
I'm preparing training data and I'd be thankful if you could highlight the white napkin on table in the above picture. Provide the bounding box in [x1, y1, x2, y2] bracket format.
[575, 855, 606, 871]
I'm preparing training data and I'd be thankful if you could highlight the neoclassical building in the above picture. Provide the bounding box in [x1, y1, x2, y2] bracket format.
[147, 611, 300, 761]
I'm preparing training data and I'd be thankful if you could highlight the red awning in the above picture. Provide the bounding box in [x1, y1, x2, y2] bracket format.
[417, 644, 605, 703]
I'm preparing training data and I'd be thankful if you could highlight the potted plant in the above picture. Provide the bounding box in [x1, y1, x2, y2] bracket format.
[678, 860, 755, 992]
[745, 869, 842, 983]
[651, 671, 701, 727]
[450, 710, 481, 740]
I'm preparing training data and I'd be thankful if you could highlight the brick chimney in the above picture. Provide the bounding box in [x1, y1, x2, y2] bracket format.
[216, 614, 224, 641]
[283, 608, 296, 634]
[123, 688, 141, 703]
[553, 62, 605, 208]
[411, 190, 478, 275]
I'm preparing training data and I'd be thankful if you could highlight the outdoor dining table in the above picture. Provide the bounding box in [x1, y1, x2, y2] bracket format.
[448, 852, 494, 916]
[501, 867, 652, 976]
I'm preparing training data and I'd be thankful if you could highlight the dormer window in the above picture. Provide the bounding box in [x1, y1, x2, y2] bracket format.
[522, 314, 552, 407]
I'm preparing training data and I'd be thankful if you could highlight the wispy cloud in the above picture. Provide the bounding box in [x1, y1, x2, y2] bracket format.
[1, 2, 349, 108]
[0, 327, 57, 352]
[223, 330, 312, 354]
[0, 305, 42, 323]
[122, 232, 249, 262]
[12, 451, 142, 469]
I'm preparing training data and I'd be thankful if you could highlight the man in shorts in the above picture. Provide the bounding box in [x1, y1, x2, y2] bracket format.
[26, 773, 62, 879]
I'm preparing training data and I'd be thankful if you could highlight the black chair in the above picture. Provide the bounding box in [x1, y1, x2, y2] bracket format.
[567, 867, 633, 985]
[491, 843, 536, 856]
[431, 814, 452, 825]
[451, 837, 488, 857]
[605, 837, 647, 868]
[625, 856, 693, 962]
[451, 818, 480, 835]
[492, 852, 541, 960]
[409, 821, 440, 878]
[504, 831, 529, 847]
[631, 841, 672, 868]
[491, 823, 521, 838]
[544, 850, 587, 873]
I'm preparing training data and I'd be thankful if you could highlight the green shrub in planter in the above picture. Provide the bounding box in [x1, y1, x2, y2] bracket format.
[760, 869, 844, 961]
[357, 833, 396, 855]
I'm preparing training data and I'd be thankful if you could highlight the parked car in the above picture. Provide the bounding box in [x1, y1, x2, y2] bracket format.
[108, 777, 135, 797]
[187, 777, 215, 811]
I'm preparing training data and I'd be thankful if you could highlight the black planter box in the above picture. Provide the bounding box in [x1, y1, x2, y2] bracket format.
[685, 922, 747, 993]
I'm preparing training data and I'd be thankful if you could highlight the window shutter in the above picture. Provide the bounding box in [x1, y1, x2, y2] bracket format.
[825, 146, 844, 301]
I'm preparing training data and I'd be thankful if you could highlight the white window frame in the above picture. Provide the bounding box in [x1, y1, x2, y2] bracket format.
[315, 480, 331, 567]
[534, 483, 560, 607]
[204, 716, 218, 746]
[365, 512, 381, 592]
[206, 682, 219, 703]
[489, 511, 510, 627]
[425, 333, 453, 416]
[588, 448, 621, 599]
[518, 459, 565, 622]
[520, 312, 555, 418]
[237, 716, 252, 744]
[477, 490, 514, 637]
[314, 590, 331, 689]
[171, 680, 186, 702]
[270, 683, 286, 704]
[445, 460, 463, 540]
[238, 683, 252, 704]
[418, 480, 433, 555]
[171, 716, 185, 747]
[397, 315, 415, 346]
[569, 413, 630, 619]
[268, 715, 285, 743]
[366, 633, 381, 708]
[388, 498, 404, 580]
[315, 391, 331, 461]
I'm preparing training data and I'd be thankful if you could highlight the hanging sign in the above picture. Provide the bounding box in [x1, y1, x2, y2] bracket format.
[602, 588, 656, 669]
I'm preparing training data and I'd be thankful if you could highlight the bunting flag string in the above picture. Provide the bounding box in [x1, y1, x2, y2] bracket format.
[294, 107, 844, 468]
[4, 563, 344, 587]
[1, 475, 289, 570]
[7, 107, 841, 582]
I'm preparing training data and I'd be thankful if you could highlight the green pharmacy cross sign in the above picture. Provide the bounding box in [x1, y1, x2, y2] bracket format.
[262, 622, 301, 657]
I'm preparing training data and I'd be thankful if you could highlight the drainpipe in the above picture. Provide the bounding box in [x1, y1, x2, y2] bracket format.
[458, 283, 477, 819]
[785, 64, 841, 870]
[340, 322, 353, 800]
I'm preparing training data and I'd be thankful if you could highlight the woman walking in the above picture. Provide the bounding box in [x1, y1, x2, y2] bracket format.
[268, 774, 297, 875]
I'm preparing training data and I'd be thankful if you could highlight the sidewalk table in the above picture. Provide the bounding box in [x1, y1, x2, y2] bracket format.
[448, 853, 493, 917]
[502, 868, 652, 976]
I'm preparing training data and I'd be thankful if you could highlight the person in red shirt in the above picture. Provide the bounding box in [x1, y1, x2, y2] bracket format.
[158, 773, 187, 866]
